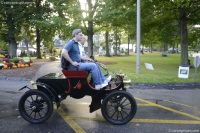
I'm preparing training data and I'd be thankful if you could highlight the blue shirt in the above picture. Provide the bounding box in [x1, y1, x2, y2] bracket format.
[64, 39, 81, 62]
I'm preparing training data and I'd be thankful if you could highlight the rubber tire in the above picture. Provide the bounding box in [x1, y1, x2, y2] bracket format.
[18, 90, 53, 124]
[101, 90, 137, 125]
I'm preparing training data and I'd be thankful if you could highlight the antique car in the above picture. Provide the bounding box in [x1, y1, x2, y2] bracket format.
[18, 62, 137, 125]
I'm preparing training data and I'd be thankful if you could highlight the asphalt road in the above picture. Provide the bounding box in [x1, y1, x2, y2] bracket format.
[0, 80, 200, 133]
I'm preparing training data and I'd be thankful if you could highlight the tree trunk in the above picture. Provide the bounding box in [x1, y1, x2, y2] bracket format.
[127, 35, 130, 55]
[105, 31, 110, 56]
[9, 38, 17, 58]
[114, 33, 118, 55]
[179, 7, 188, 66]
[163, 42, 167, 51]
[36, 0, 42, 59]
[7, 13, 17, 58]
[87, 0, 94, 56]
[24, 38, 30, 57]
[119, 36, 121, 54]
[36, 28, 41, 59]
[87, 24, 93, 56]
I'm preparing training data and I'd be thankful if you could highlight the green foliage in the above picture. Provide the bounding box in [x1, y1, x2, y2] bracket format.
[0, 0, 35, 57]
[13, 57, 19, 63]
[48, 0, 82, 39]
[188, 26, 200, 49]
[9, 57, 19, 63]
[1, 0, 200, 64]
[0, 40, 9, 51]
[48, 44, 54, 55]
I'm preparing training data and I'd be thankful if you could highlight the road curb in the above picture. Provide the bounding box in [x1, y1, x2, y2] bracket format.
[130, 83, 200, 90]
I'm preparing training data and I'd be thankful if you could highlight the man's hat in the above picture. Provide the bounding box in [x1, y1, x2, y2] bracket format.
[72, 29, 82, 37]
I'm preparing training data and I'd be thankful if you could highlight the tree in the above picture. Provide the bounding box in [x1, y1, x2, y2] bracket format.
[144, 0, 200, 65]
[188, 26, 200, 49]
[0, 0, 31, 57]
[30, 0, 54, 59]
[0, 0, 82, 59]
[29, 0, 80, 59]
[95, 0, 137, 56]
[77, 0, 100, 56]
[165, 0, 200, 65]
[50, 0, 82, 39]
[20, 25, 31, 57]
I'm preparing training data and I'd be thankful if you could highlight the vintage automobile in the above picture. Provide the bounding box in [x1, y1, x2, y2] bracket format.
[18, 62, 137, 125]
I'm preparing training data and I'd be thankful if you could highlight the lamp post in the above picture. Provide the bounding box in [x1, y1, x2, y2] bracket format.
[136, 0, 141, 74]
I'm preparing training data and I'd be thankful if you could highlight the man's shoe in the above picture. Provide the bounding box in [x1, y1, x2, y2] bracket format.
[95, 84, 101, 90]
[101, 82, 108, 88]
[95, 82, 108, 90]
[106, 75, 112, 82]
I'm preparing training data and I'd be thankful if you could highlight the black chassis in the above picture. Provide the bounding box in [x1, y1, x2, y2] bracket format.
[19, 72, 125, 113]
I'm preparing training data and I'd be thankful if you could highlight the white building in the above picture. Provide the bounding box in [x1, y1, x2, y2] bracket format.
[120, 44, 136, 52]
[17, 41, 37, 57]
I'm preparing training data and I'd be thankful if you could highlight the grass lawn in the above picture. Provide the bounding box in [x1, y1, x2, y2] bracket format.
[95, 52, 200, 83]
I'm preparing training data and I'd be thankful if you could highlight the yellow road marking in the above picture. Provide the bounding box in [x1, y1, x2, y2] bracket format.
[58, 98, 200, 126]
[138, 103, 157, 106]
[164, 100, 200, 110]
[67, 116, 104, 121]
[62, 116, 200, 124]
[57, 108, 86, 133]
[131, 119, 200, 124]
[135, 97, 200, 121]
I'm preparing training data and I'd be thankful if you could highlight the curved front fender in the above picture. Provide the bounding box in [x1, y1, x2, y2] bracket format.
[33, 82, 60, 103]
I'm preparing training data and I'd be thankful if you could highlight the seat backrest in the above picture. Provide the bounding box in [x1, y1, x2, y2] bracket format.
[62, 70, 87, 78]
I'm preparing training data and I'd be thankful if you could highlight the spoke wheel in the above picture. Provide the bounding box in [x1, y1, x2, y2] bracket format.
[101, 91, 137, 125]
[18, 90, 53, 124]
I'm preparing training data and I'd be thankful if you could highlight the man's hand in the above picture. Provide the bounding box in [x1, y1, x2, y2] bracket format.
[87, 58, 93, 62]
[72, 61, 79, 67]
[81, 57, 94, 62]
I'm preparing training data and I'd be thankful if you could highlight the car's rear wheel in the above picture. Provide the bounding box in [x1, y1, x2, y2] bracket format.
[18, 90, 53, 124]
